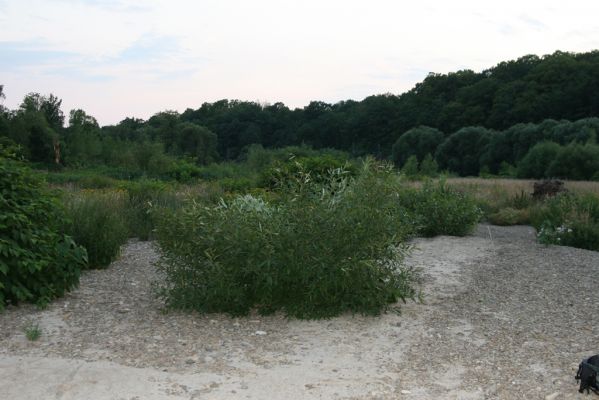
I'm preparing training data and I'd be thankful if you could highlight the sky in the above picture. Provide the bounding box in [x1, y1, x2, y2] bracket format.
[1, 0, 599, 126]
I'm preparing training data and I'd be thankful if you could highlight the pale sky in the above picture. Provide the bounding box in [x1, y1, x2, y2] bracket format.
[1, 0, 599, 125]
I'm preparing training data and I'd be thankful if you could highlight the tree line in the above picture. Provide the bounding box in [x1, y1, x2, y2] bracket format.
[1, 49, 598, 179]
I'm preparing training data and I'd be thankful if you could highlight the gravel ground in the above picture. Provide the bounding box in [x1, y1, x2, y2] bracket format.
[0, 224, 597, 399]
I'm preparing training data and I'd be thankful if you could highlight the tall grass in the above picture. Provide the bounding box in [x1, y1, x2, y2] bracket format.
[121, 179, 183, 240]
[63, 190, 128, 268]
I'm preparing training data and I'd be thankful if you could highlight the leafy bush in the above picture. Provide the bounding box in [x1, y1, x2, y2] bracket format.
[218, 177, 256, 193]
[122, 179, 181, 240]
[401, 155, 419, 178]
[488, 207, 530, 226]
[156, 161, 417, 319]
[531, 193, 599, 251]
[398, 180, 482, 237]
[259, 155, 357, 190]
[419, 153, 439, 177]
[165, 159, 203, 183]
[63, 190, 129, 268]
[0, 148, 87, 310]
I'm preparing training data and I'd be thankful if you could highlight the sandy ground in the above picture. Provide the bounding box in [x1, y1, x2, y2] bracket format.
[0, 224, 597, 399]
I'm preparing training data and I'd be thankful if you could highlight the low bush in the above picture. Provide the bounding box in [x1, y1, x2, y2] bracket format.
[398, 180, 482, 237]
[488, 207, 530, 226]
[531, 193, 599, 251]
[259, 155, 357, 190]
[156, 160, 418, 319]
[63, 190, 129, 268]
[0, 147, 87, 310]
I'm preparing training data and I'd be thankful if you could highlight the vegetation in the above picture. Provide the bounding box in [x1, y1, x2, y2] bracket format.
[156, 161, 418, 318]
[2, 51, 599, 182]
[398, 180, 482, 237]
[24, 322, 42, 341]
[531, 193, 599, 251]
[2, 50, 599, 316]
[63, 190, 128, 268]
[0, 146, 87, 310]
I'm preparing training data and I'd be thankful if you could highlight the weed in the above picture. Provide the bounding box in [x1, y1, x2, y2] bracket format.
[24, 322, 41, 341]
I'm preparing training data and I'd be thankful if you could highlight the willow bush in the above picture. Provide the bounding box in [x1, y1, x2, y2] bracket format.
[156, 160, 418, 319]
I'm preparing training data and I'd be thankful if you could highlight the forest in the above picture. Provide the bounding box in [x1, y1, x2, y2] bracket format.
[1, 50, 599, 181]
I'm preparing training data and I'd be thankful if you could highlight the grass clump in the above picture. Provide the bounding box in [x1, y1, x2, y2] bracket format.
[63, 190, 129, 268]
[531, 193, 599, 251]
[156, 160, 418, 319]
[398, 180, 482, 237]
[24, 322, 42, 341]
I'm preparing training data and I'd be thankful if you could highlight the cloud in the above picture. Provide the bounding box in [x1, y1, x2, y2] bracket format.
[0, 40, 80, 70]
[519, 15, 547, 31]
[0, 34, 203, 82]
[116, 34, 182, 63]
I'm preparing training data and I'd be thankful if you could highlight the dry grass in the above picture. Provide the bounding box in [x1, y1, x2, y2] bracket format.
[446, 178, 599, 199]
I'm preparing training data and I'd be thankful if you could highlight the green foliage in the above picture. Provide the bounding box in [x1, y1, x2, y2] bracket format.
[259, 155, 356, 190]
[398, 180, 482, 237]
[24, 322, 41, 341]
[400, 155, 419, 178]
[122, 180, 182, 240]
[546, 143, 599, 181]
[419, 153, 439, 177]
[392, 126, 445, 167]
[63, 191, 128, 268]
[435, 127, 494, 176]
[166, 159, 203, 183]
[531, 193, 599, 251]
[0, 147, 87, 310]
[517, 141, 562, 179]
[156, 161, 417, 319]
[487, 207, 530, 226]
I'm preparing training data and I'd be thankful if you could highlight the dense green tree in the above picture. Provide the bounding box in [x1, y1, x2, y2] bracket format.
[392, 126, 444, 167]
[516, 141, 562, 179]
[547, 143, 599, 180]
[435, 127, 494, 176]
[173, 123, 218, 165]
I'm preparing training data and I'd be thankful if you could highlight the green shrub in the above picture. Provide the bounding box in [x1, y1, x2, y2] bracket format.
[531, 193, 599, 251]
[218, 177, 256, 193]
[419, 153, 439, 177]
[63, 190, 129, 268]
[122, 179, 181, 240]
[0, 148, 87, 310]
[488, 207, 530, 226]
[259, 155, 356, 190]
[156, 160, 418, 319]
[400, 155, 419, 178]
[398, 180, 482, 237]
[166, 159, 203, 183]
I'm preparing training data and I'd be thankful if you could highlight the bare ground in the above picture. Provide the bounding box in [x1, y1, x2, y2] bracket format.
[0, 225, 597, 399]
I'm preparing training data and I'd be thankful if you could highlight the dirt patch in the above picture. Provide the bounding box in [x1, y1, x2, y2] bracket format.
[1, 225, 597, 399]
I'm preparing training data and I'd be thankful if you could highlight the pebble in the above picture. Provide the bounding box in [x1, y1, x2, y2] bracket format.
[255, 330, 267, 336]
[545, 392, 560, 400]
[400, 389, 411, 394]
